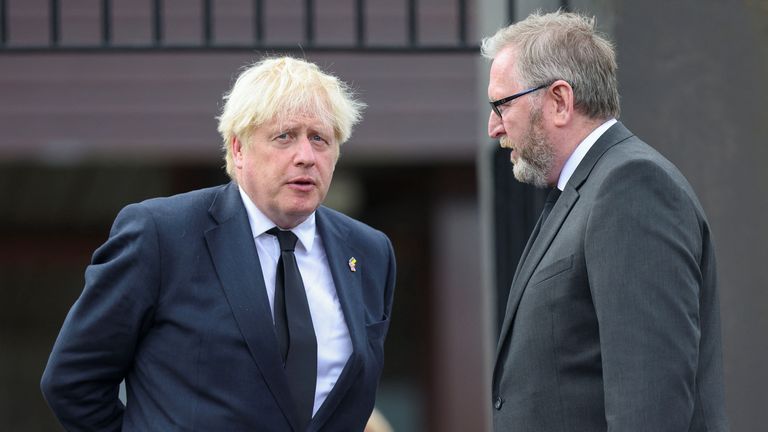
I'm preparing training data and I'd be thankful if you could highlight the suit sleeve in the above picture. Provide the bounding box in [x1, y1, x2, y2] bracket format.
[585, 160, 703, 431]
[40, 203, 161, 431]
[382, 234, 396, 324]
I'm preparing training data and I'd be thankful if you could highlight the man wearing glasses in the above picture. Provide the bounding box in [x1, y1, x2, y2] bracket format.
[485, 11, 728, 432]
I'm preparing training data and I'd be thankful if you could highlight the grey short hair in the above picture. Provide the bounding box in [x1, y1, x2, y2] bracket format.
[481, 11, 620, 119]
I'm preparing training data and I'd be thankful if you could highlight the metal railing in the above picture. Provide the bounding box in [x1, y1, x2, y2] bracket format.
[0, 0, 484, 53]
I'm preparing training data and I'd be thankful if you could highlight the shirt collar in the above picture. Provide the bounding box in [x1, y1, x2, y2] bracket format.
[556, 118, 617, 191]
[237, 186, 317, 252]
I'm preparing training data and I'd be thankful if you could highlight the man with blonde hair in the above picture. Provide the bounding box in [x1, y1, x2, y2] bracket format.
[41, 56, 396, 432]
[485, 11, 728, 431]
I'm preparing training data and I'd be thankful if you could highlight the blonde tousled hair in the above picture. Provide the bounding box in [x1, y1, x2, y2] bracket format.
[217, 57, 366, 178]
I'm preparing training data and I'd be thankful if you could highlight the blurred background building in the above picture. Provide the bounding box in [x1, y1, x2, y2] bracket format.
[0, 0, 765, 431]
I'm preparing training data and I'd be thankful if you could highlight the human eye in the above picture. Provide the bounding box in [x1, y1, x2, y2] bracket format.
[309, 134, 332, 148]
[273, 131, 292, 143]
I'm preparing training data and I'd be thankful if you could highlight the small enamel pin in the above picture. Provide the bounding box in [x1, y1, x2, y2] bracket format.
[348, 257, 357, 272]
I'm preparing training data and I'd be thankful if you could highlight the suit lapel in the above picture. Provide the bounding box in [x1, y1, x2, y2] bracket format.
[309, 207, 365, 431]
[510, 215, 543, 289]
[494, 188, 578, 363]
[494, 122, 635, 368]
[203, 182, 300, 432]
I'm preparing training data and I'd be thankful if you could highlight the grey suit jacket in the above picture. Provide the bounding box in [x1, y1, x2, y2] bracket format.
[492, 122, 728, 431]
[41, 182, 396, 432]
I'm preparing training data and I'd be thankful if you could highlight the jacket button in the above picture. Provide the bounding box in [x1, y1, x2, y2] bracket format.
[494, 396, 503, 410]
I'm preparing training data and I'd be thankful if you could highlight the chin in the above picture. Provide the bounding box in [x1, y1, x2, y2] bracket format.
[513, 161, 548, 188]
[285, 201, 320, 217]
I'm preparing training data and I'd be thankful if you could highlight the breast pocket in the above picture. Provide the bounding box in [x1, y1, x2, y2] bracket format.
[530, 255, 574, 287]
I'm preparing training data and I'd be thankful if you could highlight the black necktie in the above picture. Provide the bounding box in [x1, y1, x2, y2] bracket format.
[540, 187, 561, 224]
[267, 228, 317, 430]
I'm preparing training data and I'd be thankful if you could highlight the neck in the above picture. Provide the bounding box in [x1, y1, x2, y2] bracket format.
[547, 115, 611, 186]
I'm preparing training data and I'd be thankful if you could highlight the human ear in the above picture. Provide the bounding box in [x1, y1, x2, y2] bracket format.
[232, 137, 245, 168]
[550, 80, 574, 127]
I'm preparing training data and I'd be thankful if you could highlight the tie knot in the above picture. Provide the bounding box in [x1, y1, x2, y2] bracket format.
[267, 227, 299, 252]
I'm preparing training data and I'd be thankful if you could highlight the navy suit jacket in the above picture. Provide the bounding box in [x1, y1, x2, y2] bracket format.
[41, 182, 396, 432]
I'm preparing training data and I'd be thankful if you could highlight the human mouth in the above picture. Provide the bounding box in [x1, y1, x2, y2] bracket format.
[500, 137, 518, 162]
[286, 176, 317, 191]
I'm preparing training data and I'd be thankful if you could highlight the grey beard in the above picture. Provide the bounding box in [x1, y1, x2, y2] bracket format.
[513, 158, 550, 188]
[511, 109, 554, 188]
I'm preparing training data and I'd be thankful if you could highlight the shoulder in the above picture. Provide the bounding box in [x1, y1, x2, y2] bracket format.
[588, 139, 708, 232]
[139, 184, 224, 211]
[317, 206, 392, 246]
[112, 184, 228, 232]
[592, 136, 696, 198]
[121, 184, 225, 218]
[318, 204, 381, 229]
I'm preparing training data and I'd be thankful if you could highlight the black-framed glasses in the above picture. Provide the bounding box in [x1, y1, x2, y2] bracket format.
[489, 83, 550, 117]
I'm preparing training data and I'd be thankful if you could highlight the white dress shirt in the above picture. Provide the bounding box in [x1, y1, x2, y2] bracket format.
[557, 118, 617, 191]
[238, 187, 353, 416]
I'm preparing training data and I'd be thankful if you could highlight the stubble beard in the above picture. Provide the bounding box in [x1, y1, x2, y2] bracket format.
[508, 107, 554, 188]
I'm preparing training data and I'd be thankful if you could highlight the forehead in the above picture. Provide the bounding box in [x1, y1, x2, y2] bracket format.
[263, 112, 334, 134]
[488, 47, 521, 99]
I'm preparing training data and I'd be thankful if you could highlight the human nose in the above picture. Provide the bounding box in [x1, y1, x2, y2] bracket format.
[294, 135, 316, 166]
[488, 110, 505, 139]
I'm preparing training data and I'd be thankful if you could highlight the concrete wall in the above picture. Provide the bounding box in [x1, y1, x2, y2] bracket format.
[614, 1, 768, 429]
